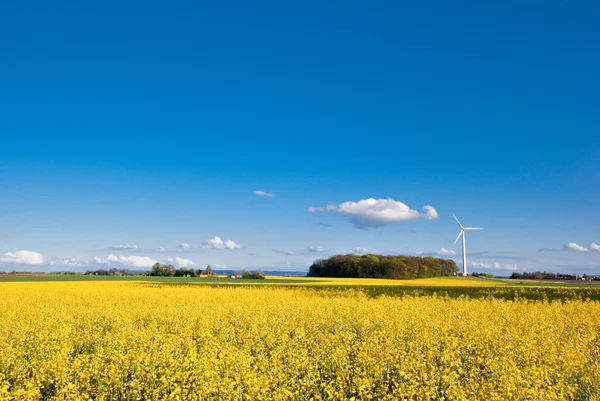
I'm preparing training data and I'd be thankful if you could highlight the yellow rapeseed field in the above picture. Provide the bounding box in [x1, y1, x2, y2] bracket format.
[274, 276, 506, 287]
[1, 281, 599, 400]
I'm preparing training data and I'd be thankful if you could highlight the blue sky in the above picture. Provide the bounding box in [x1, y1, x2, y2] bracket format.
[1, 1, 599, 274]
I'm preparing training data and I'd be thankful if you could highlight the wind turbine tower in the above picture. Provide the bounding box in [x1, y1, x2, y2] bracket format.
[453, 214, 483, 276]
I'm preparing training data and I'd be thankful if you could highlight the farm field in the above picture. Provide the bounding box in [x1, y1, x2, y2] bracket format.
[1, 280, 600, 400]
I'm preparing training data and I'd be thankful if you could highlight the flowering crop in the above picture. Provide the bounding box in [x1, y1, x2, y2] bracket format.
[1, 282, 599, 400]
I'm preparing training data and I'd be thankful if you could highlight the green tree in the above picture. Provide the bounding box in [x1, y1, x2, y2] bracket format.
[307, 254, 458, 280]
[150, 263, 164, 276]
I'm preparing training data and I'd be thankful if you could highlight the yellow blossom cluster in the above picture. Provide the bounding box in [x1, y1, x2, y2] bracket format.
[0, 282, 599, 400]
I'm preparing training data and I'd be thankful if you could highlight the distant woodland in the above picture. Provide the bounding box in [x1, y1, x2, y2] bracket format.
[307, 254, 459, 279]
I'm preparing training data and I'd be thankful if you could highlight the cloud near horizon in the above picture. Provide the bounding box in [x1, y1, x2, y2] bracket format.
[0, 250, 44, 265]
[202, 237, 241, 250]
[308, 198, 438, 229]
[273, 249, 296, 256]
[111, 244, 140, 250]
[94, 254, 158, 268]
[308, 246, 329, 253]
[178, 243, 190, 249]
[167, 257, 196, 268]
[254, 190, 274, 197]
[353, 247, 368, 254]
[49, 257, 86, 267]
[436, 248, 457, 256]
[471, 261, 518, 271]
[538, 242, 596, 252]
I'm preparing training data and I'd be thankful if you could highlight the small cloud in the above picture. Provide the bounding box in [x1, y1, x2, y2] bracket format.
[484, 254, 528, 261]
[566, 242, 588, 252]
[49, 257, 86, 267]
[93, 256, 109, 265]
[317, 222, 334, 227]
[309, 198, 438, 229]
[436, 248, 456, 256]
[0, 250, 44, 265]
[178, 243, 190, 249]
[154, 246, 165, 252]
[415, 251, 423, 255]
[202, 237, 241, 250]
[537, 247, 560, 252]
[94, 254, 158, 268]
[273, 249, 296, 256]
[471, 261, 518, 271]
[353, 247, 368, 254]
[254, 190, 274, 198]
[308, 246, 329, 253]
[167, 257, 196, 267]
[112, 244, 140, 250]
[591, 243, 600, 251]
[422, 206, 439, 220]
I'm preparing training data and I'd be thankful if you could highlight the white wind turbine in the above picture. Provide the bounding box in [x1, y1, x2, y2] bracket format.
[453, 214, 483, 276]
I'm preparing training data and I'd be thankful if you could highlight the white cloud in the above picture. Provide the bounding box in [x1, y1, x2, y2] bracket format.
[167, 257, 196, 268]
[155, 246, 165, 252]
[178, 243, 190, 249]
[422, 206, 439, 220]
[471, 261, 518, 271]
[308, 246, 329, 253]
[591, 243, 600, 251]
[0, 250, 44, 265]
[254, 190, 274, 197]
[566, 242, 588, 252]
[273, 249, 296, 256]
[436, 248, 456, 256]
[309, 198, 438, 228]
[49, 257, 86, 267]
[94, 254, 158, 268]
[202, 237, 241, 250]
[112, 244, 139, 250]
[353, 247, 368, 254]
[93, 256, 109, 265]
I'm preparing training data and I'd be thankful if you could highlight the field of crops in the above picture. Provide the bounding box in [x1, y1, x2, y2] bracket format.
[1, 281, 600, 400]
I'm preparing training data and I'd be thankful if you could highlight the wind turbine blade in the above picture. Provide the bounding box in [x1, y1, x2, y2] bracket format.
[464, 227, 483, 230]
[454, 230, 463, 244]
[453, 214, 464, 229]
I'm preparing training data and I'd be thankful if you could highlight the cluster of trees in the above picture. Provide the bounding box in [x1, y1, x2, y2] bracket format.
[510, 271, 596, 280]
[233, 269, 266, 279]
[307, 254, 458, 279]
[149, 263, 214, 277]
[471, 272, 495, 278]
[85, 268, 132, 276]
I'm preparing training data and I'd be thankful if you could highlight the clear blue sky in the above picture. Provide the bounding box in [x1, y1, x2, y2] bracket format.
[1, 1, 599, 274]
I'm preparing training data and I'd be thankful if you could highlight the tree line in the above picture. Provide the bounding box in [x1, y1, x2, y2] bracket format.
[232, 269, 266, 279]
[509, 271, 597, 280]
[148, 263, 214, 277]
[85, 264, 217, 277]
[307, 254, 458, 279]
